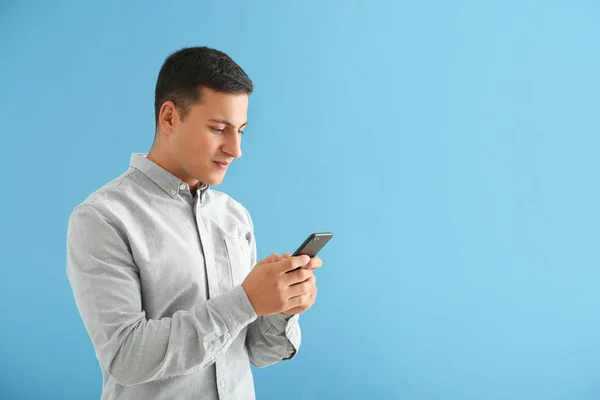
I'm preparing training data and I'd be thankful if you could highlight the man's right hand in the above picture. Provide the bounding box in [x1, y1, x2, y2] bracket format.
[241, 254, 315, 316]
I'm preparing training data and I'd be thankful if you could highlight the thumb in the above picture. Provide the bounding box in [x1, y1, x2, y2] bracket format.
[256, 253, 282, 266]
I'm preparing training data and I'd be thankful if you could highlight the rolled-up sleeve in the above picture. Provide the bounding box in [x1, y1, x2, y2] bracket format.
[242, 208, 302, 367]
[246, 312, 301, 367]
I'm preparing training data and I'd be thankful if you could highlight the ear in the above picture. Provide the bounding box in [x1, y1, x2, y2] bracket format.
[158, 101, 178, 136]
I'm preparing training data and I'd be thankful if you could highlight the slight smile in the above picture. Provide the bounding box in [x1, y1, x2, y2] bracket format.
[213, 161, 230, 170]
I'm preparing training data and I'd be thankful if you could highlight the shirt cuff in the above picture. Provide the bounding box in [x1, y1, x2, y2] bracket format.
[280, 314, 301, 358]
[268, 312, 299, 332]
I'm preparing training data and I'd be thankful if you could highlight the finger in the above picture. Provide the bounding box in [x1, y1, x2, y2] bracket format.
[283, 268, 314, 285]
[290, 286, 317, 312]
[305, 256, 322, 270]
[288, 280, 314, 298]
[276, 255, 311, 274]
[285, 292, 311, 309]
[282, 252, 292, 259]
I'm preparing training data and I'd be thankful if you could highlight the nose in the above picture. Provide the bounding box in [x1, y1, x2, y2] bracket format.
[223, 133, 242, 159]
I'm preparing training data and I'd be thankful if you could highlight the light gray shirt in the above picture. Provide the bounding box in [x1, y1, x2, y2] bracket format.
[66, 153, 300, 400]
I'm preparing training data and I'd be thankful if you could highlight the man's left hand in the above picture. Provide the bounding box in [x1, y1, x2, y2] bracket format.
[275, 252, 321, 315]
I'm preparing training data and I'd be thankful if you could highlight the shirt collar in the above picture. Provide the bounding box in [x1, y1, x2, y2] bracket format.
[129, 153, 210, 200]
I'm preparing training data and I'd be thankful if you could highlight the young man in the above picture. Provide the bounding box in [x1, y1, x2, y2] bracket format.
[66, 46, 321, 400]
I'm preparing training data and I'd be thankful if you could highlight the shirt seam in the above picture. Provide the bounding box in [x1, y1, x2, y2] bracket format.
[76, 170, 136, 213]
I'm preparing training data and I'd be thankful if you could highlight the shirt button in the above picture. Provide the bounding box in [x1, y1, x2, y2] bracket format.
[179, 184, 186, 190]
[170, 189, 177, 195]
[219, 380, 225, 388]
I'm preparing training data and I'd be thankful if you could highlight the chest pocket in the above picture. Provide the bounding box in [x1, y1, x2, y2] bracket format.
[224, 236, 252, 288]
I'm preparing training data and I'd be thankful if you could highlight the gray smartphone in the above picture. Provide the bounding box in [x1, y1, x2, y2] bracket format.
[292, 232, 334, 257]
[287, 232, 333, 272]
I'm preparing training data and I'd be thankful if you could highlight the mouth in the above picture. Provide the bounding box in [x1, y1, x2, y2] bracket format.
[213, 161, 230, 170]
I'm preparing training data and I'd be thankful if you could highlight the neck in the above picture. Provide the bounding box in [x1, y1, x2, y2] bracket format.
[146, 144, 203, 191]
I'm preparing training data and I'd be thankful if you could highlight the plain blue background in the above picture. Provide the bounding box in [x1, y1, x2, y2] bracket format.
[2, 1, 600, 399]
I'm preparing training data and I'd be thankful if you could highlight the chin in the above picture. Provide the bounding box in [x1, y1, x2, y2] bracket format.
[203, 173, 226, 186]
[191, 163, 227, 187]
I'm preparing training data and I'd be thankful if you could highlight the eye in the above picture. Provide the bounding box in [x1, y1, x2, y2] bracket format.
[210, 126, 225, 133]
[239, 130, 245, 135]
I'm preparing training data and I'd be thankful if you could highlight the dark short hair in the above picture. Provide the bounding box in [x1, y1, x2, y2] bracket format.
[154, 46, 254, 129]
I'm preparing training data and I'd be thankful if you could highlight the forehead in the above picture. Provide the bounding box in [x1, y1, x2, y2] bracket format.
[189, 87, 248, 125]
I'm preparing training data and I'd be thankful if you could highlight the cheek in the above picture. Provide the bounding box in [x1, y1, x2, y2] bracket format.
[179, 130, 217, 161]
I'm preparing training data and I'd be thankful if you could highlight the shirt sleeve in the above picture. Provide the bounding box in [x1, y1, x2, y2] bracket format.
[242, 208, 302, 367]
[66, 204, 258, 386]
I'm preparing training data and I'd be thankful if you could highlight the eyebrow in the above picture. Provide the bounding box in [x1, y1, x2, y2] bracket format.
[209, 118, 248, 129]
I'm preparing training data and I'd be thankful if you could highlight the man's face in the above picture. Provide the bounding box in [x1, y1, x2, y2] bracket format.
[168, 87, 248, 187]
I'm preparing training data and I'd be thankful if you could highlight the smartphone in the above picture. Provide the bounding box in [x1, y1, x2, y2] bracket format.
[287, 232, 333, 272]
[292, 232, 334, 257]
